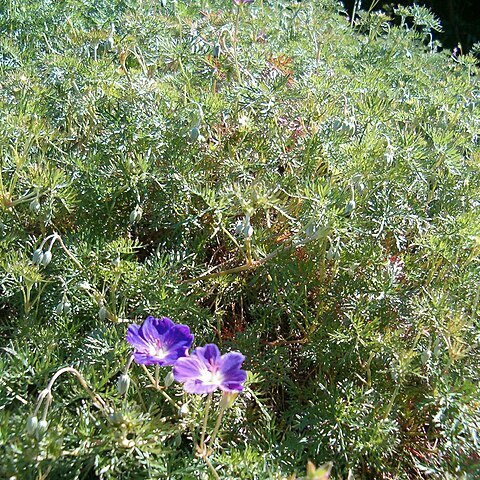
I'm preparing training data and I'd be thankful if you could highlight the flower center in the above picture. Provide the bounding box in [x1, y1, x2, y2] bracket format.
[148, 339, 167, 359]
[200, 367, 223, 386]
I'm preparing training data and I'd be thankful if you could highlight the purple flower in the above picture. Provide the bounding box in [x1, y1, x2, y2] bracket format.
[173, 344, 247, 394]
[127, 316, 193, 366]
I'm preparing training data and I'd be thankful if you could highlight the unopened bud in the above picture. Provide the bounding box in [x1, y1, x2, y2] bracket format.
[213, 43, 221, 58]
[243, 224, 253, 238]
[116, 374, 130, 395]
[55, 302, 64, 315]
[179, 403, 189, 417]
[32, 249, 44, 265]
[164, 370, 175, 388]
[129, 205, 143, 224]
[421, 349, 431, 365]
[189, 127, 200, 142]
[63, 301, 71, 315]
[219, 391, 238, 410]
[37, 419, 48, 434]
[344, 199, 356, 215]
[109, 411, 124, 425]
[77, 281, 91, 290]
[98, 306, 107, 321]
[326, 245, 340, 261]
[112, 256, 120, 268]
[29, 198, 40, 214]
[26, 415, 38, 435]
[41, 250, 52, 266]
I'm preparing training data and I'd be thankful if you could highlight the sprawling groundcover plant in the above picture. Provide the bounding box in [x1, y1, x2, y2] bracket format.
[1, 0, 479, 478]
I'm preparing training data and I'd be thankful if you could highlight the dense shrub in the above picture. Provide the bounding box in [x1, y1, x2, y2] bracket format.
[1, 0, 479, 478]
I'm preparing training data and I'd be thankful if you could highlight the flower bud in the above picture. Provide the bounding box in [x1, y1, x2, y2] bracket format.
[235, 220, 244, 236]
[63, 301, 71, 315]
[41, 250, 52, 266]
[179, 403, 189, 417]
[421, 349, 431, 365]
[55, 302, 64, 315]
[164, 370, 175, 388]
[37, 419, 48, 434]
[29, 198, 40, 214]
[344, 199, 356, 215]
[129, 205, 143, 224]
[109, 411, 125, 425]
[77, 281, 91, 290]
[213, 43, 221, 58]
[98, 306, 107, 321]
[326, 245, 340, 261]
[116, 374, 130, 395]
[189, 127, 200, 142]
[26, 415, 38, 435]
[243, 224, 253, 238]
[112, 256, 120, 268]
[32, 249, 44, 265]
[219, 391, 238, 410]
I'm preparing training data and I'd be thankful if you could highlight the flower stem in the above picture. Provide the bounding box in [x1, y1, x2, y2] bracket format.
[204, 455, 220, 480]
[200, 393, 213, 452]
[155, 364, 160, 389]
[209, 402, 227, 446]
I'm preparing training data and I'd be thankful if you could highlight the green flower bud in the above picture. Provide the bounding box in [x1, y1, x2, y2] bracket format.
[98, 306, 107, 321]
[129, 206, 143, 224]
[29, 198, 40, 214]
[219, 391, 239, 410]
[63, 301, 71, 315]
[189, 127, 200, 142]
[116, 374, 130, 395]
[164, 370, 174, 388]
[243, 224, 253, 238]
[421, 349, 431, 365]
[32, 249, 44, 265]
[345, 199, 356, 215]
[109, 411, 125, 425]
[179, 403, 189, 417]
[55, 302, 64, 315]
[26, 415, 38, 435]
[41, 250, 52, 266]
[37, 419, 48, 434]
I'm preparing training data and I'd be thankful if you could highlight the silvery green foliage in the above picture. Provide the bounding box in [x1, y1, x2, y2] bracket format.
[0, 0, 479, 478]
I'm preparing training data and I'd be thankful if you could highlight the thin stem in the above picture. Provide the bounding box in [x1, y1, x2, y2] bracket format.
[233, 5, 241, 81]
[200, 393, 213, 452]
[204, 456, 220, 480]
[155, 364, 160, 389]
[141, 364, 157, 387]
[209, 403, 227, 446]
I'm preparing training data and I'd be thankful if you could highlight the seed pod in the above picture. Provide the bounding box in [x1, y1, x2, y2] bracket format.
[164, 370, 175, 388]
[29, 198, 40, 214]
[116, 374, 131, 395]
[213, 43, 221, 58]
[32, 248, 44, 265]
[41, 250, 52, 266]
[26, 415, 38, 435]
[98, 306, 107, 321]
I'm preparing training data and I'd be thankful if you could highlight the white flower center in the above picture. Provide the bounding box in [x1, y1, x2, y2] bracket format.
[148, 339, 167, 359]
[200, 368, 223, 386]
